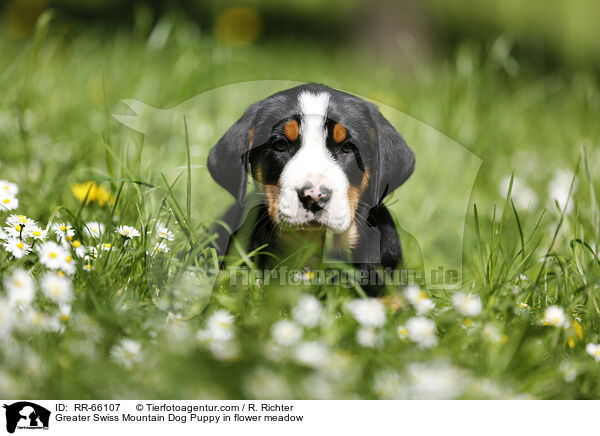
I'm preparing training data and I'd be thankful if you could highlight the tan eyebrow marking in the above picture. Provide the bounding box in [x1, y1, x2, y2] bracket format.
[333, 123, 347, 143]
[284, 119, 299, 141]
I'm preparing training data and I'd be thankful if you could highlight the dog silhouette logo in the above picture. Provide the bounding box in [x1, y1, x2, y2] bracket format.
[2, 402, 50, 433]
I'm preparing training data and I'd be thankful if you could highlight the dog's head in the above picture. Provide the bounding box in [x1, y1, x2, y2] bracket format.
[208, 84, 414, 234]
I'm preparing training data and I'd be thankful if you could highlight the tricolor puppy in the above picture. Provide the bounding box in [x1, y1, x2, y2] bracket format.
[208, 84, 415, 294]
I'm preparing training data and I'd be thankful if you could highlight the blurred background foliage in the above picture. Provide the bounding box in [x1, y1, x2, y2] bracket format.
[2, 0, 600, 399]
[3, 0, 600, 68]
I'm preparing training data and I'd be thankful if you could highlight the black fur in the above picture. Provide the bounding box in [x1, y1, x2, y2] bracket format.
[207, 84, 415, 295]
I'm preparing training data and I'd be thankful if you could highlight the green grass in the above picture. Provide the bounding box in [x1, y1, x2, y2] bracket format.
[2, 13, 600, 399]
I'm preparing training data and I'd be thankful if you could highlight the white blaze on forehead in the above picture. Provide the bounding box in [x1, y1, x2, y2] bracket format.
[294, 91, 334, 175]
[298, 91, 329, 139]
[277, 91, 351, 233]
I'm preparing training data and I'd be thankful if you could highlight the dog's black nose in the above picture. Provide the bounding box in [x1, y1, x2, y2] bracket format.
[297, 183, 332, 212]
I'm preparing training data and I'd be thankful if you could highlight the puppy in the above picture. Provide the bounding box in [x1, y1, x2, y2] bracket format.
[208, 83, 414, 294]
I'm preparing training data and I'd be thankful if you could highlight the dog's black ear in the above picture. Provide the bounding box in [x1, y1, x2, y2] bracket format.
[368, 103, 415, 206]
[207, 102, 262, 207]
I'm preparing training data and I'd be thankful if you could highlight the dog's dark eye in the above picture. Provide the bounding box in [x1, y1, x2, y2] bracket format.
[272, 139, 288, 152]
[340, 142, 354, 154]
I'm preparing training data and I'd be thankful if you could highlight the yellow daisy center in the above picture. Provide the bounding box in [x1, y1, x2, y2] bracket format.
[49, 252, 57, 259]
[16, 242, 24, 249]
[72, 240, 81, 248]
[60, 225, 67, 231]
[33, 230, 41, 236]
[15, 224, 22, 231]
[2, 198, 9, 204]
[66, 256, 73, 263]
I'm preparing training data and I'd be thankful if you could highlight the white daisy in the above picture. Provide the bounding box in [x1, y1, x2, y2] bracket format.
[542, 305, 569, 328]
[61, 253, 76, 275]
[405, 316, 438, 349]
[404, 286, 435, 315]
[116, 225, 141, 238]
[405, 361, 466, 400]
[347, 298, 386, 327]
[559, 361, 577, 382]
[4, 268, 35, 307]
[110, 338, 142, 369]
[52, 223, 75, 241]
[585, 344, 600, 362]
[292, 341, 328, 368]
[40, 272, 73, 304]
[58, 304, 72, 323]
[38, 241, 70, 270]
[3, 214, 37, 238]
[70, 240, 87, 258]
[271, 320, 302, 346]
[99, 243, 112, 252]
[452, 292, 482, 317]
[356, 326, 379, 348]
[153, 241, 169, 253]
[373, 370, 404, 399]
[195, 328, 214, 346]
[156, 222, 175, 241]
[0, 193, 18, 211]
[0, 297, 17, 335]
[244, 368, 291, 399]
[28, 225, 47, 241]
[0, 227, 7, 240]
[20, 308, 47, 331]
[292, 294, 323, 327]
[0, 180, 18, 195]
[206, 310, 235, 341]
[209, 339, 240, 361]
[483, 323, 502, 343]
[6, 214, 34, 227]
[2, 238, 31, 258]
[84, 221, 105, 238]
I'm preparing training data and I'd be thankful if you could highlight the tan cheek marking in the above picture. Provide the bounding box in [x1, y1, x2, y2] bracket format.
[254, 164, 263, 185]
[333, 123, 347, 143]
[284, 119, 299, 141]
[346, 170, 370, 248]
[346, 222, 359, 249]
[265, 183, 280, 222]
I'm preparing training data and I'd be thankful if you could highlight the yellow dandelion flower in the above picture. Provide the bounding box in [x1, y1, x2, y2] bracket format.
[71, 181, 115, 206]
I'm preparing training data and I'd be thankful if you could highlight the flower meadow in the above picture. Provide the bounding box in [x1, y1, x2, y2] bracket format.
[2, 14, 600, 400]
